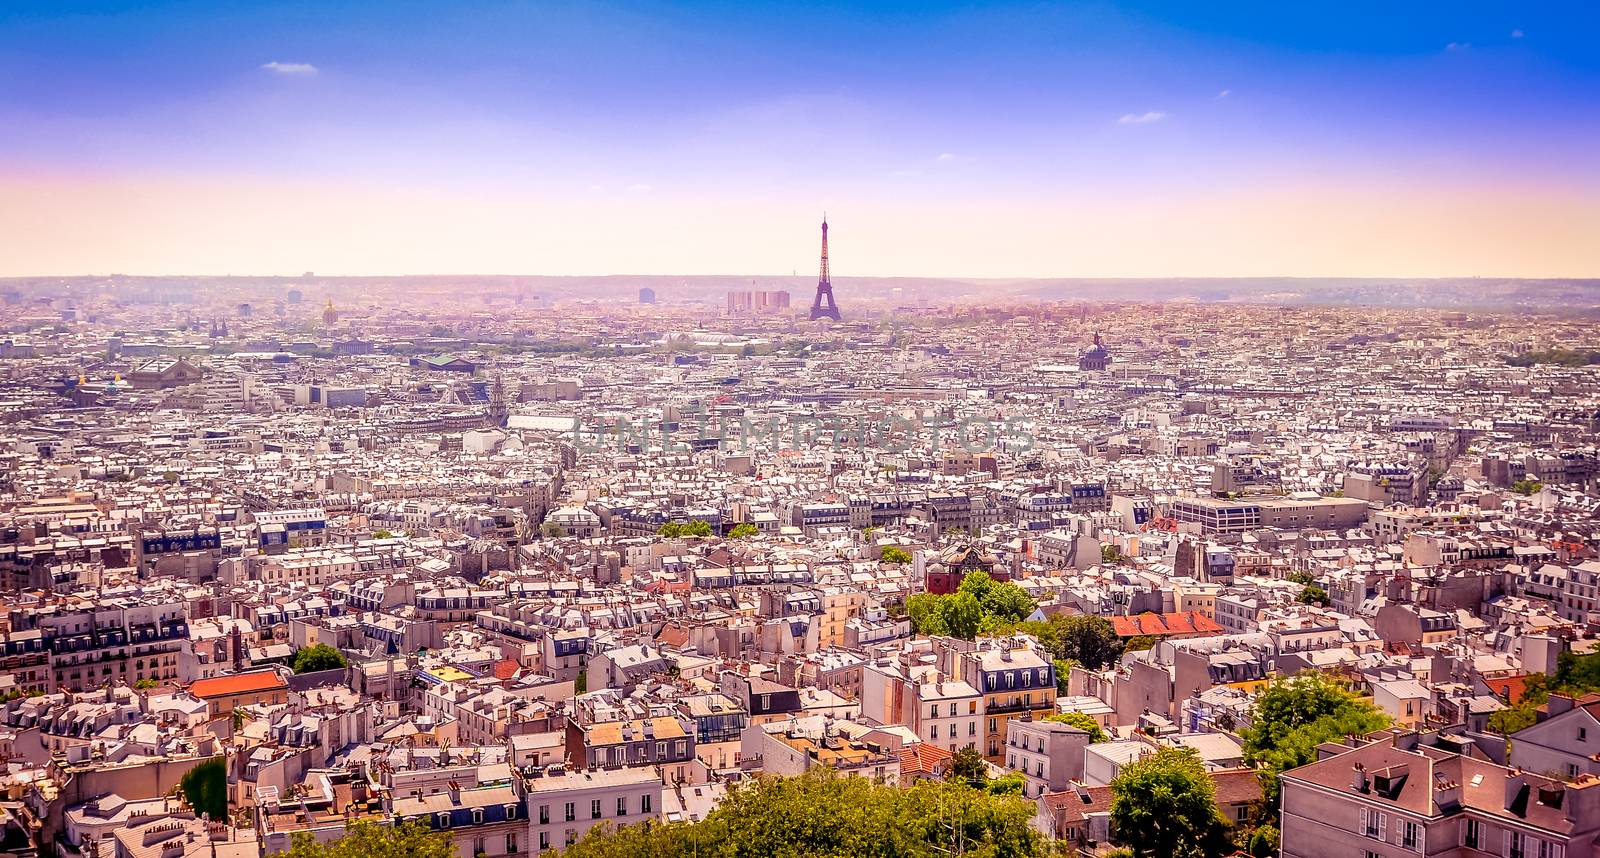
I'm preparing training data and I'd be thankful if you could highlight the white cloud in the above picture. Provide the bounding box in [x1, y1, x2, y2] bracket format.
[262, 61, 318, 75]
[1446, 41, 1471, 51]
[936, 152, 956, 162]
[626, 183, 652, 193]
[1216, 89, 1231, 99]
[1511, 29, 1524, 38]
[1117, 111, 1166, 125]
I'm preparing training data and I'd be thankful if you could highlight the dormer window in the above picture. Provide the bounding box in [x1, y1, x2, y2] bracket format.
[437, 813, 451, 828]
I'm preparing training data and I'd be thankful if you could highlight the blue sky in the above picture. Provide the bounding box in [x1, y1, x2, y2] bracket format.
[2, 1, 1597, 276]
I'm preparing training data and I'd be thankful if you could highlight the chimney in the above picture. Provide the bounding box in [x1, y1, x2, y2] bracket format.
[1547, 694, 1578, 717]
[1352, 762, 1369, 793]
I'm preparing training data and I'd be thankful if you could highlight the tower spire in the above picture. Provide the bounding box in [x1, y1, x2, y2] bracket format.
[809, 216, 841, 321]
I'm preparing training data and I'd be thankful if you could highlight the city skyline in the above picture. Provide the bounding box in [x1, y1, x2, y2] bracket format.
[3, 0, 1598, 278]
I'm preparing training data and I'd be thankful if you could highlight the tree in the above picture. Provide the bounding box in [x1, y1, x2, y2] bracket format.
[949, 746, 990, 790]
[990, 614, 1123, 671]
[1124, 635, 1159, 654]
[1242, 673, 1389, 811]
[1285, 570, 1315, 585]
[880, 545, 912, 564]
[1052, 658, 1075, 695]
[286, 820, 452, 858]
[1101, 544, 1125, 564]
[177, 757, 228, 821]
[659, 520, 713, 538]
[727, 523, 758, 538]
[906, 593, 949, 636]
[1042, 711, 1109, 744]
[133, 677, 158, 690]
[292, 643, 348, 674]
[1297, 585, 1329, 606]
[940, 592, 985, 640]
[372, 529, 394, 539]
[1109, 747, 1227, 858]
[574, 669, 588, 695]
[541, 522, 565, 538]
[1510, 478, 1544, 496]
[1244, 824, 1279, 858]
[563, 767, 1047, 858]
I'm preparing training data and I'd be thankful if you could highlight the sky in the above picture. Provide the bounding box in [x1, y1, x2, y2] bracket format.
[1, 0, 1598, 278]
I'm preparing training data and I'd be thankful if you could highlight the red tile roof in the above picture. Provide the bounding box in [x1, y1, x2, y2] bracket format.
[1484, 674, 1532, 705]
[187, 670, 288, 699]
[1110, 611, 1224, 638]
[898, 742, 953, 777]
[493, 659, 521, 681]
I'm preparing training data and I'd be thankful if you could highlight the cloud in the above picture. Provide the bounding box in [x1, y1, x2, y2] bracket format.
[1511, 29, 1524, 38]
[1216, 89, 1231, 99]
[1117, 111, 1166, 125]
[1446, 42, 1471, 51]
[936, 152, 955, 162]
[626, 183, 652, 193]
[262, 61, 318, 75]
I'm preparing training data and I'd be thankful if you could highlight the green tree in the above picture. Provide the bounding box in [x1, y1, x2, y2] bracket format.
[684, 519, 714, 537]
[1052, 658, 1075, 695]
[727, 523, 758, 538]
[906, 593, 949, 636]
[940, 592, 985, 640]
[949, 746, 990, 790]
[1244, 824, 1279, 858]
[1042, 711, 1109, 744]
[1124, 635, 1159, 654]
[177, 757, 228, 821]
[291, 643, 348, 674]
[1109, 747, 1226, 858]
[372, 529, 394, 539]
[1285, 571, 1315, 585]
[133, 677, 158, 690]
[564, 767, 1045, 858]
[574, 669, 588, 695]
[286, 820, 452, 858]
[1556, 649, 1600, 691]
[541, 522, 565, 538]
[986, 771, 1025, 796]
[1297, 585, 1329, 606]
[1510, 478, 1544, 495]
[1242, 673, 1389, 811]
[880, 545, 912, 564]
[1101, 544, 1125, 564]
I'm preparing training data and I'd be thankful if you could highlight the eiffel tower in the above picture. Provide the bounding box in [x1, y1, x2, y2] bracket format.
[809, 217, 841, 321]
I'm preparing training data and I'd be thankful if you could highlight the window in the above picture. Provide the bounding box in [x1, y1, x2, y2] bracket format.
[1508, 832, 1527, 858]
[1360, 808, 1385, 840]
[641, 793, 652, 814]
[592, 799, 602, 819]
[565, 830, 577, 847]
[437, 813, 451, 829]
[472, 809, 484, 825]
[506, 834, 518, 854]
[617, 797, 628, 816]
[505, 804, 517, 820]
[1538, 840, 1564, 858]
[1580, 727, 1588, 741]
[538, 833, 549, 851]
[564, 802, 576, 822]
[1463, 818, 1481, 850]
[1401, 820, 1420, 850]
